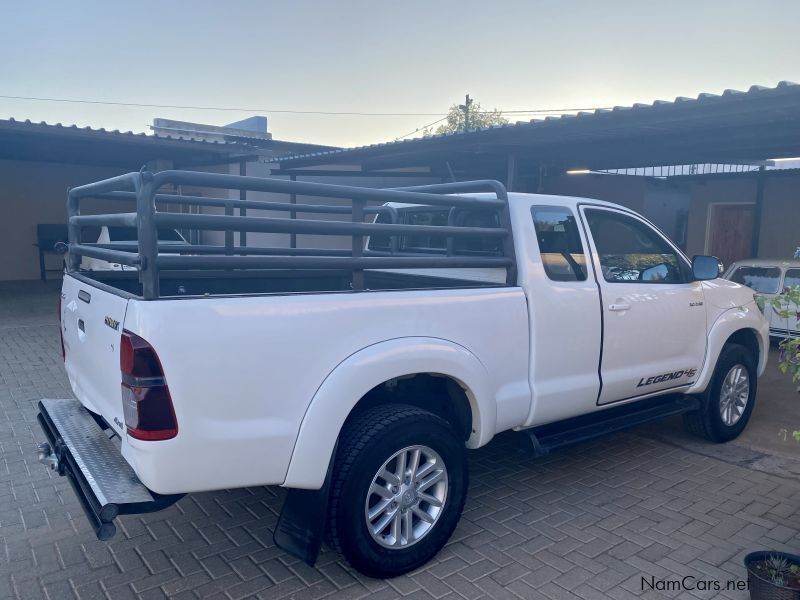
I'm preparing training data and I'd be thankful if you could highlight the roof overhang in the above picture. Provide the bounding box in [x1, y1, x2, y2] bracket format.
[0, 118, 261, 168]
[271, 82, 800, 174]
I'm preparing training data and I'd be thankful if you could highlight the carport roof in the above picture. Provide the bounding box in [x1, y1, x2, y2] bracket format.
[270, 81, 800, 173]
[0, 118, 334, 169]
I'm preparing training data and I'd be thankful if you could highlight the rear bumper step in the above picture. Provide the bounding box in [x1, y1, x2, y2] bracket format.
[36, 398, 182, 540]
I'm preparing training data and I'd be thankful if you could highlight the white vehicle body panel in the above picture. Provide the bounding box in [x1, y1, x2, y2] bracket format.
[119, 286, 529, 494]
[60, 191, 770, 495]
[62, 277, 128, 418]
[687, 284, 769, 393]
[507, 195, 603, 426]
[578, 205, 708, 404]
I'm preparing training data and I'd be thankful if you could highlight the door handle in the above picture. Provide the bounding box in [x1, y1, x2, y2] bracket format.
[608, 302, 631, 312]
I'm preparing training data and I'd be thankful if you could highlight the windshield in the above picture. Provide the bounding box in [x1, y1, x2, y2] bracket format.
[729, 266, 782, 294]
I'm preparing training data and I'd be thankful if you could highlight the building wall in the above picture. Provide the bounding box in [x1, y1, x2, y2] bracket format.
[685, 173, 800, 261]
[547, 171, 799, 263]
[545, 173, 691, 246]
[748, 175, 800, 259]
[544, 172, 648, 214]
[684, 176, 758, 258]
[0, 157, 439, 281]
[4, 155, 794, 282]
[0, 159, 130, 281]
[199, 161, 439, 250]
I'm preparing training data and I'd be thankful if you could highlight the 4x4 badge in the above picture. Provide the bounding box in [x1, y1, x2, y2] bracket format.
[104, 316, 120, 331]
[636, 368, 697, 388]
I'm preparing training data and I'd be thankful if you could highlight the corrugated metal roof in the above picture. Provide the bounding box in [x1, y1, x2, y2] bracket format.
[272, 81, 800, 166]
[0, 116, 253, 149]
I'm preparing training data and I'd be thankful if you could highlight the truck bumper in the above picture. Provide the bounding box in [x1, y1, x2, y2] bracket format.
[36, 398, 182, 540]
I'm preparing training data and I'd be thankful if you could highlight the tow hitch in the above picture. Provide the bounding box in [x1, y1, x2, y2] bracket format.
[36, 441, 60, 470]
[36, 399, 183, 541]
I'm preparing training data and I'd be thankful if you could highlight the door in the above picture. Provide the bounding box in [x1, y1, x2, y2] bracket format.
[777, 268, 800, 336]
[581, 207, 707, 404]
[707, 204, 754, 268]
[522, 205, 602, 425]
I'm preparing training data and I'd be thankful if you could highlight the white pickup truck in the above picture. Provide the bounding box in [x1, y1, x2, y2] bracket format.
[38, 171, 768, 578]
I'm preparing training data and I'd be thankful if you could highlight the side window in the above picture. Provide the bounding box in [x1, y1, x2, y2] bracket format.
[729, 266, 782, 294]
[531, 206, 587, 281]
[784, 268, 800, 290]
[585, 209, 685, 284]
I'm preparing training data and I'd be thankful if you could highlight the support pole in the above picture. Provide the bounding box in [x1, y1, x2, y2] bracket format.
[506, 153, 518, 192]
[66, 187, 81, 272]
[239, 160, 247, 247]
[351, 198, 365, 290]
[136, 173, 159, 299]
[290, 174, 297, 249]
[751, 166, 766, 258]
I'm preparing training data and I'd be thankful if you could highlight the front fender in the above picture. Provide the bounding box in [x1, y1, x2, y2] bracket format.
[282, 337, 494, 489]
[687, 304, 769, 394]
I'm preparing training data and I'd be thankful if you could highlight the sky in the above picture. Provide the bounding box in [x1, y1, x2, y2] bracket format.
[1, 0, 799, 148]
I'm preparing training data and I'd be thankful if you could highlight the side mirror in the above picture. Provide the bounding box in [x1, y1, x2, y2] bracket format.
[692, 255, 723, 281]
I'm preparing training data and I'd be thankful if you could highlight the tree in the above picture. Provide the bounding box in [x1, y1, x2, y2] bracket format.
[424, 95, 508, 136]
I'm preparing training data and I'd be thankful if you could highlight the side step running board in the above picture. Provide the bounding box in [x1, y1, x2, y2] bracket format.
[525, 395, 701, 457]
[37, 399, 182, 540]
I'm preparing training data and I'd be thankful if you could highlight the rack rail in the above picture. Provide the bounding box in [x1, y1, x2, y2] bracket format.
[66, 170, 516, 300]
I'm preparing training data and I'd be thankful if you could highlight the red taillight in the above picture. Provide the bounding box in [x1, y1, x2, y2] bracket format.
[120, 330, 177, 441]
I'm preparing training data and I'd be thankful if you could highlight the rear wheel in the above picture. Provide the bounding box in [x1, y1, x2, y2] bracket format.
[328, 404, 468, 578]
[684, 343, 757, 442]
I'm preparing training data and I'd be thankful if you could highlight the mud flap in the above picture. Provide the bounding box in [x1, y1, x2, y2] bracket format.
[273, 445, 336, 566]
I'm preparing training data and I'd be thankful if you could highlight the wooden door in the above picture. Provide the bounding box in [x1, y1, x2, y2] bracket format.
[707, 204, 754, 268]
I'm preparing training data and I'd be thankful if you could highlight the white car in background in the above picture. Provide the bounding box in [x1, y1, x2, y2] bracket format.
[79, 226, 189, 271]
[724, 259, 800, 339]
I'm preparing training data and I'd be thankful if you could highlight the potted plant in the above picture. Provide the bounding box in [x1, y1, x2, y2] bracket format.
[757, 277, 800, 441]
[744, 251, 800, 600]
[744, 552, 800, 599]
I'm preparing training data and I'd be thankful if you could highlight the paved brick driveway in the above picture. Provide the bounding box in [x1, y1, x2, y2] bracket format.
[2, 281, 799, 600]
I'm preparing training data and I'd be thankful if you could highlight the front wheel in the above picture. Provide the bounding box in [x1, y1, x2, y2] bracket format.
[684, 343, 757, 442]
[328, 404, 468, 578]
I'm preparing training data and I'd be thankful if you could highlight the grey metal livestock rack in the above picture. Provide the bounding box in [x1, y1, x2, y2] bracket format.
[66, 170, 515, 299]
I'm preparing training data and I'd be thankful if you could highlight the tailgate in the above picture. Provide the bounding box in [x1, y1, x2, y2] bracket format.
[62, 275, 129, 434]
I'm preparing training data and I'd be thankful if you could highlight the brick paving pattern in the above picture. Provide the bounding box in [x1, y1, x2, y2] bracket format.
[1, 282, 799, 599]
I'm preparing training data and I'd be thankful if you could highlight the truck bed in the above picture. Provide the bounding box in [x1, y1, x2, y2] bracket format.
[60, 272, 530, 495]
[78, 267, 507, 299]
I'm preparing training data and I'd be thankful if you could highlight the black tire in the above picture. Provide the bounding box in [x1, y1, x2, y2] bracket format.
[683, 343, 757, 442]
[328, 404, 468, 578]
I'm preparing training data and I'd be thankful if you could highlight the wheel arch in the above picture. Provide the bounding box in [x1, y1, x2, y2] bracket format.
[282, 337, 496, 489]
[688, 306, 768, 394]
[726, 328, 762, 365]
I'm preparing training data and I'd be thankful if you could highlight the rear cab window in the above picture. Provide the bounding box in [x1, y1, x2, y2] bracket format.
[729, 266, 782, 294]
[530, 206, 587, 281]
[369, 207, 502, 255]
